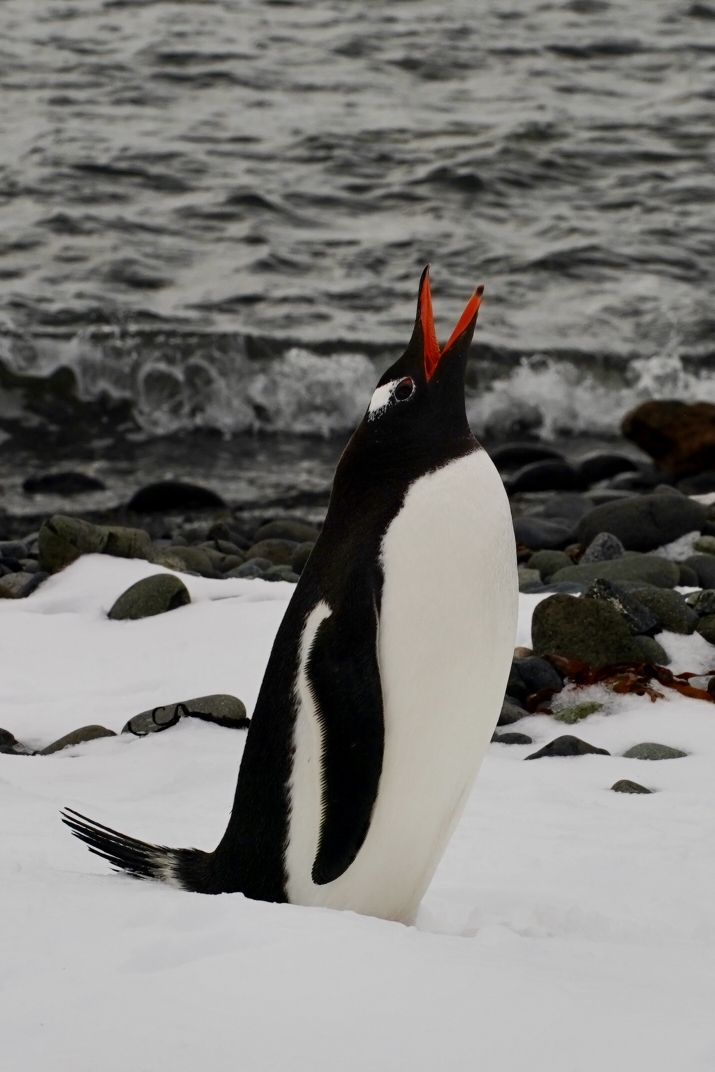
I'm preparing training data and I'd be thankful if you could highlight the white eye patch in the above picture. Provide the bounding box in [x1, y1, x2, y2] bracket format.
[368, 379, 399, 419]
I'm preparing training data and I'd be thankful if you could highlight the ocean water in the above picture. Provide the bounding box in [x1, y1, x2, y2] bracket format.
[0, 0, 714, 452]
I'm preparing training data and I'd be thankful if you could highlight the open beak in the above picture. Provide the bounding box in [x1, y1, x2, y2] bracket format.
[417, 267, 484, 380]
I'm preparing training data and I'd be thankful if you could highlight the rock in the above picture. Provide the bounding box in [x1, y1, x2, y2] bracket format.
[123, 695, 249, 735]
[498, 700, 526, 726]
[678, 564, 700, 586]
[553, 701, 604, 723]
[525, 735, 610, 759]
[505, 667, 528, 706]
[514, 646, 533, 658]
[23, 471, 106, 495]
[40, 725, 116, 755]
[227, 560, 269, 579]
[127, 481, 225, 512]
[611, 779, 652, 794]
[576, 494, 706, 553]
[507, 460, 582, 494]
[0, 571, 43, 598]
[513, 516, 575, 550]
[246, 539, 299, 566]
[107, 574, 191, 621]
[218, 554, 246, 573]
[632, 635, 670, 664]
[583, 578, 659, 635]
[684, 554, 715, 589]
[151, 549, 194, 573]
[518, 568, 542, 591]
[604, 467, 661, 492]
[492, 732, 533, 745]
[484, 402, 543, 440]
[622, 399, 715, 477]
[576, 453, 638, 485]
[489, 442, 565, 470]
[0, 727, 34, 755]
[580, 532, 626, 564]
[253, 519, 320, 544]
[550, 554, 680, 590]
[627, 585, 698, 634]
[587, 489, 636, 506]
[540, 494, 592, 524]
[678, 470, 715, 495]
[693, 534, 715, 555]
[155, 545, 213, 575]
[527, 549, 572, 579]
[0, 540, 31, 559]
[38, 515, 106, 572]
[695, 615, 715, 644]
[291, 542, 315, 574]
[622, 742, 688, 760]
[512, 656, 563, 696]
[262, 565, 300, 583]
[685, 589, 715, 615]
[531, 593, 642, 668]
[102, 526, 155, 561]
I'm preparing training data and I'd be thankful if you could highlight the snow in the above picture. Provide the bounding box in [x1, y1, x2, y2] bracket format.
[1, 556, 714, 1071]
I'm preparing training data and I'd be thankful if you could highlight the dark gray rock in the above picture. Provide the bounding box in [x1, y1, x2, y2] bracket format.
[583, 578, 659, 635]
[107, 574, 191, 621]
[254, 519, 320, 544]
[23, 471, 106, 495]
[695, 615, 715, 645]
[489, 442, 565, 470]
[246, 539, 299, 566]
[492, 732, 533, 745]
[498, 700, 526, 726]
[513, 516, 575, 550]
[527, 549, 572, 579]
[38, 515, 106, 572]
[627, 585, 698, 634]
[154, 545, 213, 575]
[611, 779, 652, 794]
[605, 467, 662, 492]
[0, 727, 34, 755]
[677, 470, 715, 495]
[685, 589, 715, 615]
[122, 694, 249, 735]
[576, 453, 638, 485]
[553, 701, 604, 724]
[678, 564, 700, 587]
[262, 565, 300, 583]
[684, 554, 715, 589]
[532, 593, 642, 668]
[693, 534, 715, 556]
[525, 735, 610, 759]
[518, 568, 542, 591]
[508, 461, 582, 494]
[622, 742, 688, 760]
[291, 542, 315, 574]
[580, 532, 626, 564]
[40, 725, 116, 755]
[550, 554, 680, 590]
[540, 494, 592, 524]
[0, 571, 47, 599]
[0, 540, 30, 559]
[512, 656, 563, 695]
[505, 667, 529, 706]
[576, 494, 706, 553]
[227, 560, 270, 579]
[127, 481, 225, 512]
[632, 635, 670, 664]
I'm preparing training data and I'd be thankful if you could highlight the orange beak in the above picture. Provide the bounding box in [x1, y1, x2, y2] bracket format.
[418, 268, 484, 380]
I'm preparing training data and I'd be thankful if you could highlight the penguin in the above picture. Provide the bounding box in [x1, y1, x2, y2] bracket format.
[63, 268, 518, 924]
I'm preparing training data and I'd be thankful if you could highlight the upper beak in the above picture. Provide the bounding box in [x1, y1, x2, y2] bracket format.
[417, 267, 484, 380]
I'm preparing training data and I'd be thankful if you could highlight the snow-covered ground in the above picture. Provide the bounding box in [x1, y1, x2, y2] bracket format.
[1, 557, 714, 1072]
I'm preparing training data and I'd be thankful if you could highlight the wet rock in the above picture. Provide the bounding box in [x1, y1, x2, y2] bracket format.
[632, 635, 670, 664]
[622, 399, 715, 477]
[291, 542, 315, 574]
[627, 586, 698, 634]
[576, 453, 638, 485]
[576, 494, 706, 553]
[693, 534, 715, 556]
[622, 742, 688, 760]
[489, 442, 565, 470]
[553, 701, 604, 724]
[123, 695, 249, 735]
[580, 532, 626, 564]
[156, 545, 213, 575]
[38, 515, 106, 572]
[518, 568, 542, 591]
[678, 564, 700, 586]
[227, 560, 270, 579]
[583, 578, 659, 635]
[532, 593, 642, 668]
[527, 549, 572, 579]
[103, 526, 155, 561]
[550, 554, 680, 590]
[505, 667, 528, 706]
[207, 521, 251, 550]
[604, 468, 662, 492]
[695, 615, 715, 645]
[525, 735, 610, 759]
[498, 700, 526, 726]
[107, 574, 191, 621]
[507, 460, 582, 494]
[23, 471, 106, 495]
[540, 494, 592, 525]
[40, 725, 116, 755]
[611, 779, 652, 794]
[253, 519, 320, 544]
[246, 539, 299, 566]
[0, 727, 34, 755]
[127, 481, 225, 512]
[512, 655, 563, 695]
[678, 470, 715, 495]
[262, 565, 300, 583]
[218, 554, 246, 573]
[0, 540, 31, 559]
[684, 554, 715, 589]
[0, 571, 45, 598]
[492, 732, 533, 745]
[685, 589, 715, 615]
[513, 516, 574, 551]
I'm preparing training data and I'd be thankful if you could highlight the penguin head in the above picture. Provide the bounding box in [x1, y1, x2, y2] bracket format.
[362, 267, 483, 452]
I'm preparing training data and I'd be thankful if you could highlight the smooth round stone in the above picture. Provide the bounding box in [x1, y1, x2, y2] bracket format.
[552, 701, 604, 724]
[695, 614, 715, 645]
[525, 735, 610, 760]
[508, 460, 582, 495]
[38, 515, 106, 572]
[505, 667, 528, 705]
[678, 564, 700, 586]
[227, 560, 271, 579]
[684, 554, 715, 589]
[622, 742, 688, 760]
[155, 545, 213, 575]
[512, 656, 563, 695]
[583, 578, 660, 635]
[492, 732, 533, 745]
[0, 540, 32, 559]
[127, 481, 225, 512]
[580, 531, 626, 564]
[291, 542, 315, 574]
[628, 586, 698, 634]
[40, 725, 116, 755]
[108, 574, 191, 621]
[0, 571, 40, 599]
[576, 494, 707, 553]
[498, 700, 526, 726]
[678, 470, 715, 495]
[532, 593, 642, 669]
[540, 494, 592, 524]
[527, 549, 572, 580]
[0, 727, 34, 755]
[513, 516, 575, 551]
[246, 539, 299, 566]
[489, 442, 565, 470]
[122, 694, 249, 736]
[693, 534, 715, 555]
[632, 635, 670, 664]
[23, 471, 106, 495]
[550, 554, 680, 590]
[685, 589, 715, 616]
[576, 453, 638, 485]
[254, 519, 320, 544]
[518, 567, 542, 591]
[611, 779, 652, 794]
[262, 565, 300, 583]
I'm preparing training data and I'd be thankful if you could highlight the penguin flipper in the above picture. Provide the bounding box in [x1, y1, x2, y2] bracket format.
[306, 591, 384, 886]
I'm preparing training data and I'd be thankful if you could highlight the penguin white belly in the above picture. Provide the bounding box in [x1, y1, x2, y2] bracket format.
[286, 450, 517, 922]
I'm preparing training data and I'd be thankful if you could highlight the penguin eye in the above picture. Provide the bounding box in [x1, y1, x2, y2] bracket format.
[393, 377, 415, 402]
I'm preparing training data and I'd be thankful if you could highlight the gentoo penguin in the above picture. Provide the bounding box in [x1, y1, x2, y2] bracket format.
[63, 268, 518, 924]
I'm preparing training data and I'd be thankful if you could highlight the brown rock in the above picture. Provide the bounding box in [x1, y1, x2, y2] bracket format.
[622, 400, 715, 477]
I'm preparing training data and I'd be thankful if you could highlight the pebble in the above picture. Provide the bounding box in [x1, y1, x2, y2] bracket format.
[513, 516, 575, 551]
[107, 574, 191, 621]
[497, 700, 526, 726]
[127, 481, 225, 512]
[512, 656, 563, 696]
[627, 585, 698, 635]
[576, 453, 638, 485]
[40, 725, 116, 755]
[532, 593, 642, 668]
[540, 493, 592, 524]
[492, 732, 533, 745]
[246, 539, 299, 566]
[262, 565, 300, 583]
[678, 470, 715, 495]
[580, 531, 626, 564]
[527, 549, 572, 580]
[684, 553, 715, 589]
[0, 571, 47, 599]
[622, 742, 688, 760]
[678, 564, 700, 586]
[632, 635, 670, 664]
[23, 472, 106, 495]
[507, 460, 582, 494]
[552, 701, 604, 724]
[576, 494, 707, 553]
[550, 554, 680, 590]
[38, 516, 155, 574]
[695, 615, 715, 645]
[227, 560, 270, 579]
[155, 545, 213, 575]
[518, 567, 542, 591]
[253, 519, 320, 544]
[583, 578, 659, 635]
[693, 534, 715, 556]
[611, 779, 652, 794]
[525, 735, 611, 759]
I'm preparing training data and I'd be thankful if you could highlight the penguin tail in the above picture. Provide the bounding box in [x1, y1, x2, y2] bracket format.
[61, 808, 212, 892]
